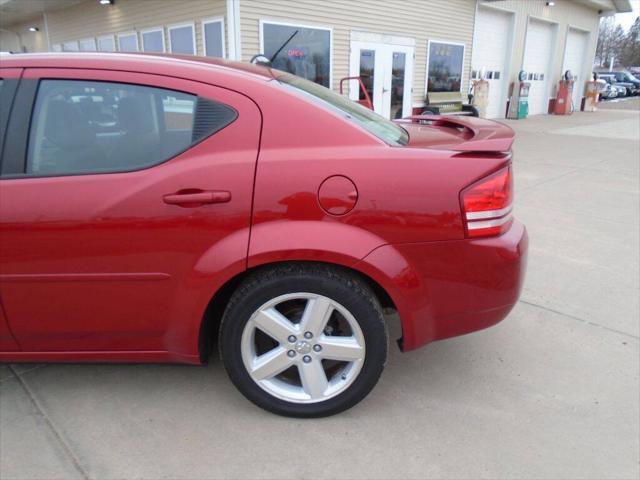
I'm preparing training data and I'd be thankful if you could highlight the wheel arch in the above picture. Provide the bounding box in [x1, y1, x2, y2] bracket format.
[197, 259, 400, 363]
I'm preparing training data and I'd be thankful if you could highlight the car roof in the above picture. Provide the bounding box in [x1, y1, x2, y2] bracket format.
[0, 52, 277, 85]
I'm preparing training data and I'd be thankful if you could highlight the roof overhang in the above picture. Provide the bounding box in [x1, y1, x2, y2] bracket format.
[480, 0, 632, 15]
[0, 0, 85, 27]
[570, 0, 633, 15]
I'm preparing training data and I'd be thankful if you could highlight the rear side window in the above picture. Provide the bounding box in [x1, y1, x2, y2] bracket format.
[26, 80, 236, 176]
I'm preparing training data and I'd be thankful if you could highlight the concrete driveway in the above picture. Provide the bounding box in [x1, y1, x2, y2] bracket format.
[1, 103, 639, 480]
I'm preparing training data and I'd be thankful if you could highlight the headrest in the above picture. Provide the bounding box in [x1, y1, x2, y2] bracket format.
[44, 100, 95, 150]
[118, 96, 155, 135]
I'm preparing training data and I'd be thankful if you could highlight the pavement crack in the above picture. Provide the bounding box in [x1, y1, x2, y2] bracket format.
[7, 365, 90, 480]
[518, 299, 639, 340]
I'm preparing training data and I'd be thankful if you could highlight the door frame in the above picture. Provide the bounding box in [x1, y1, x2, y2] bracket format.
[349, 32, 415, 119]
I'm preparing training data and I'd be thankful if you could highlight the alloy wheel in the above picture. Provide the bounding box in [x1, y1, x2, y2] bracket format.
[240, 292, 366, 403]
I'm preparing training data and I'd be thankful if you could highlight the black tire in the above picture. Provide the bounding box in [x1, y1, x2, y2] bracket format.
[219, 263, 388, 418]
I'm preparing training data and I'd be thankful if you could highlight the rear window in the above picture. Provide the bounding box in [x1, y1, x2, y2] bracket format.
[276, 73, 409, 146]
[26, 80, 236, 176]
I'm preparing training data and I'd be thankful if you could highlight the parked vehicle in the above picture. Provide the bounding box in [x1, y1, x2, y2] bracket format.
[596, 79, 618, 100]
[0, 53, 527, 417]
[598, 74, 632, 97]
[608, 71, 640, 95]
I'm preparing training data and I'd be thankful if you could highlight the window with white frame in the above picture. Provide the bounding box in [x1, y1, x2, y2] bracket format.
[97, 35, 115, 52]
[261, 22, 331, 87]
[427, 41, 465, 93]
[62, 41, 79, 52]
[141, 28, 165, 53]
[79, 38, 96, 51]
[202, 18, 224, 58]
[169, 23, 195, 54]
[52, 44, 62, 52]
[118, 32, 138, 52]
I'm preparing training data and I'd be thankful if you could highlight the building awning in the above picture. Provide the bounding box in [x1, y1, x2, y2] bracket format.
[0, 0, 85, 26]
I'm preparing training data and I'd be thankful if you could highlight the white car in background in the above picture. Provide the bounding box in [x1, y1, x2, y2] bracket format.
[596, 79, 618, 100]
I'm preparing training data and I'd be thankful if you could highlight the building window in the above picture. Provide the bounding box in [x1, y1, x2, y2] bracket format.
[427, 41, 465, 93]
[97, 35, 115, 52]
[141, 28, 165, 52]
[79, 38, 96, 51]
[202, 18, 225, 58]
[62, 41, 79, 52]
[261, 21, 331, 88]
[52, 44, 62, 52]
[169, 23, 195, 54]
[118, 32, 138, 52]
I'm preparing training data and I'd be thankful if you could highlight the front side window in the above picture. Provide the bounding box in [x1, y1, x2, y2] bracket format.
[278, 74, 408, 146]
[427, 41, 464, 93]
[263, 22, 331, 88]
[26, 80, 236, 176]
[169, 24, 195, 54]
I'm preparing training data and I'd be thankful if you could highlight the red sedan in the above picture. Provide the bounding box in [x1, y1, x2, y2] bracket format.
[0, 53, 527, 417]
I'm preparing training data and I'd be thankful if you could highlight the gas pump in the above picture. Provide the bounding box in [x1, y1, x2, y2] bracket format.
[554, 70, 575, 115]
[584, 72, 601, 112]
[507, 70, 530, 120]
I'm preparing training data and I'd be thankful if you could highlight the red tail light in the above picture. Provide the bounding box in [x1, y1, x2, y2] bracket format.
[461, 166, 513, 238]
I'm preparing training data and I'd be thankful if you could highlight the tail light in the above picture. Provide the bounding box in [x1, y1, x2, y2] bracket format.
[461, 165, 513, 238]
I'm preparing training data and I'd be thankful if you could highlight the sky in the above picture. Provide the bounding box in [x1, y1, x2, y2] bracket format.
[616, 0, 640, 31]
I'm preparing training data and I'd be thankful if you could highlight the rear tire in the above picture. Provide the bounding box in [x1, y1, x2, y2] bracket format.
[219, 264, 388, 418]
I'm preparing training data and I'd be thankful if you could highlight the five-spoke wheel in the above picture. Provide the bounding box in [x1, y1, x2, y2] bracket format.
[220, 264, 388, 417]
[241, 293, 366, 403]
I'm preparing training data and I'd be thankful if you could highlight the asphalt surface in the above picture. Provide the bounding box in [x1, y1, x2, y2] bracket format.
[1, 102, 639, 480]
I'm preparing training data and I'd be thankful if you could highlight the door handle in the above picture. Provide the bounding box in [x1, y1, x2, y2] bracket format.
[163, 190, 231, 207]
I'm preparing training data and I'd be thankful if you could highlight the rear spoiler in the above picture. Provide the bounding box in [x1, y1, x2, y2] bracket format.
[396, 115, 515, 153]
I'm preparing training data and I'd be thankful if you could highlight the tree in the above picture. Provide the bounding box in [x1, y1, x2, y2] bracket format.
[596, 16, 616, 67]
[596, 16, 640, 69]
[619, 17, 640, 67]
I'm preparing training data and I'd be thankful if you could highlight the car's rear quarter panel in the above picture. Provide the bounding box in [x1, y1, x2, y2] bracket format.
[247, 82, 513, 252]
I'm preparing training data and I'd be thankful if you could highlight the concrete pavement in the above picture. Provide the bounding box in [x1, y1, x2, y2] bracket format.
[1, 104, 639, 480]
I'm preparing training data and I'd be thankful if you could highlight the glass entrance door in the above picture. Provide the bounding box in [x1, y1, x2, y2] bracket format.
[349, 41, 414, 119]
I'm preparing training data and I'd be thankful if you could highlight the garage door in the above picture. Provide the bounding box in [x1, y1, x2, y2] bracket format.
[472, 7, 511, 118]
[523, 19, 555, 115]
[563, 28, 589, 111]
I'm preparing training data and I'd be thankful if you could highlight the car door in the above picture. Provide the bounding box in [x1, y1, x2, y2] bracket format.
[0, 68, 261, 353]
[0, 68, 21, 351]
